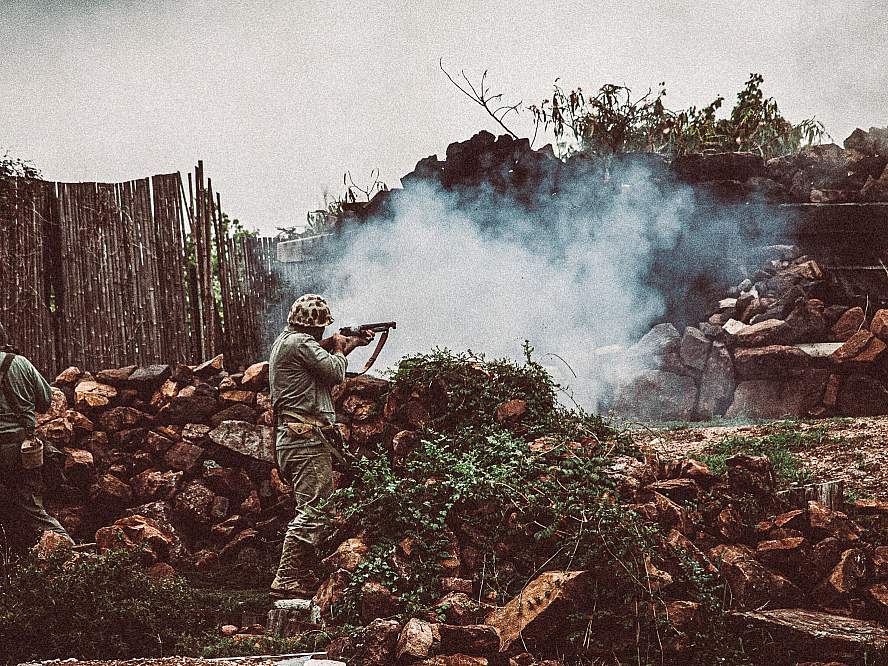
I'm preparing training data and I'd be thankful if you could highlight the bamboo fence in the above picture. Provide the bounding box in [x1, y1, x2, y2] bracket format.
[0, 165, 293, 376]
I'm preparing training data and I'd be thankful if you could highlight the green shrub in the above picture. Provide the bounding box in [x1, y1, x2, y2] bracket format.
[0, 548, 210, 663]
[700, 421, 825, 486]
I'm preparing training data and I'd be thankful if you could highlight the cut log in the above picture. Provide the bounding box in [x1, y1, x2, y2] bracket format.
[779, 480, 844, 511]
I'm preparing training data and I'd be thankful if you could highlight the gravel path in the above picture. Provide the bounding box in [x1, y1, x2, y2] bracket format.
[633, 416, 888, 500]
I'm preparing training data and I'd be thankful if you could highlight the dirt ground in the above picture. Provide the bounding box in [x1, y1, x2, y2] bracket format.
[631, 416, 888, 501]
[16, 657, 327, 666]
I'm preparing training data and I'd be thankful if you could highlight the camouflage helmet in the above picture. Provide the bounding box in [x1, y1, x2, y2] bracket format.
[288, 294, 334, 328]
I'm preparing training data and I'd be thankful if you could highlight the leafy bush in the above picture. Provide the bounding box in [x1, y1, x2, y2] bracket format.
[530, 73, 825, 159]
[0, 548, 210, 663]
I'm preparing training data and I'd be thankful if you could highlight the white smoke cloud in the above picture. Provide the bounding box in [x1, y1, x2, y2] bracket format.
[320, 162, 755, 410]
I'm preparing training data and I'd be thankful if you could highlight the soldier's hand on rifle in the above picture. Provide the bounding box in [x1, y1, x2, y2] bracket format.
[332, 331, 374, 356]
[355, 330, 375, 347]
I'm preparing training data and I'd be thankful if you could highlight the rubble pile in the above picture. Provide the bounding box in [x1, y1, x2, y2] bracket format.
[611, 243, 888, 421]
[318, 417, 888, 665]
[25, 349, 888, 664]
[35, 356, 294, 571]
[360, 126, 888, 218]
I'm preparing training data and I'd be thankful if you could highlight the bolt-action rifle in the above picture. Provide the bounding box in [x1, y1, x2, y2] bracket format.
[338, 322, 397, 374]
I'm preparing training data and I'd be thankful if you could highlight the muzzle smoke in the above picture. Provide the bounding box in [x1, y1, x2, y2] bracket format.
[322, 159, 777, 411]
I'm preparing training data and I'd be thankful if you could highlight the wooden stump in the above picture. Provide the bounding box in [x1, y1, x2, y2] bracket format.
[779, 480, 844, 511]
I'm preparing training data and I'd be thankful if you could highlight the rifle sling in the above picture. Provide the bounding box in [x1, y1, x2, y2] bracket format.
[356, 327, 389, 375]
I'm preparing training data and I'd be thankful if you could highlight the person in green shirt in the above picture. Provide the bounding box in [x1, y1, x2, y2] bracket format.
[268, 294, 372, 599]
[0, 323, 72, 546]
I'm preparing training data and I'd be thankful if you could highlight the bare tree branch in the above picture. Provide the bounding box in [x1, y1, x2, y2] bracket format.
[440, 59, 521, 139]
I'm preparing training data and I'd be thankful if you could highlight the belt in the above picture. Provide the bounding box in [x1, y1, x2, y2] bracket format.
[276, 411, 347, 465]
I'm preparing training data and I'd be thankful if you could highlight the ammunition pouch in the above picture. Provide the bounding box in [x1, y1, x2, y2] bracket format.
[20, 436, 44, 470]
[277, 411, 349, 465]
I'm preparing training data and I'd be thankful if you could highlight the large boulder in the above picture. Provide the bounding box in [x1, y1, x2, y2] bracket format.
[731, 319, 791, 347]
[95, 514, 176, 563]
[627, 323, 682, 371]
[734, 609, 888, 662]
[74, 380, 118, 409]
[679, 326, 711, 371]
[836, 374, 888, 416]
[831, 330, 887, 368]
[157, 384, 218, 424]
[696, 342, 735, 419]
[732, 345, 811, 380]
[208, 420, 275, 463]
[611, 370, 697, 421]
[726, 369, 829, 419]
[240, 361, 269, 390]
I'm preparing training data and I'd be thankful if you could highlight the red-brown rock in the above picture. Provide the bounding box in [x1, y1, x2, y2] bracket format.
[485, 571, 589, 651]
[832, 330, 887, 366]
[219, 390, 257, 407]
[433, 592, 487, 626]
[836, 374, 888, 416]
[162, 441, 204, 473]
[721, 557, 803, 609]
[131, 469, 183, 502]
[74, 380, 118, 409]
[63, 447, 95, 485]
[646, 478, 700, 502]
[814, 548, 867, 605]
[732, 318, 791, 347]
[494, 399, 527, 424]
[832, 306, 865, 341]
[361, 581, 401, 623]
[726, 454, 777, 496]
[438, 624, 501, 656]
[95, 514, 175, 563]
[89, 473, 133, 508]
[98, 406, 149, 432]
[808, 501, 860, 543]
[870, 308, 888, 342]
[174, 480, 216, 526]
[322, 537, 369, 573]
[240, 361, 269, 390]
[397, 617, 441, 661]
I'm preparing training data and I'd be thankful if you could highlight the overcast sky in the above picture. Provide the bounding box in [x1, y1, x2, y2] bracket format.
[2, 0, 886, 235]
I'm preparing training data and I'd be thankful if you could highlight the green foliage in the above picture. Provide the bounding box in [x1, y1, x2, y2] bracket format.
[0, 151, 40, 179]
[530, 73, 825, 159]
[320, 348, 749, 662]
[699, 421, 824, 486]
[388, 343, 617, 442]
[0, 549, 209, 663]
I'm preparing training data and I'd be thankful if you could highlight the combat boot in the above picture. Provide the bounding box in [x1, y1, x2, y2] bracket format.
[270, 536, 321, 599]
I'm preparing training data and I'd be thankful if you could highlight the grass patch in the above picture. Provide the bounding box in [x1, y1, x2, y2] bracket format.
[699, 420, 831, 487]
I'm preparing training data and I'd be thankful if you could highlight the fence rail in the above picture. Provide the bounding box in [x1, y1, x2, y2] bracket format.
[0, 164, 285, 376]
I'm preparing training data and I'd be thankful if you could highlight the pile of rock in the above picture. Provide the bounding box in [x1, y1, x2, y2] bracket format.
[36, 356, 296, 571]
[29, 354, 393, 572]
[30, 353, 888, 663]
[611, 243, 888, 421]
[308, 450, 888, 665]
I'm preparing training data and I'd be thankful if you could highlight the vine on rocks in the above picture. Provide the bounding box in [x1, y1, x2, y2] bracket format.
[319, 347, 751, 662]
